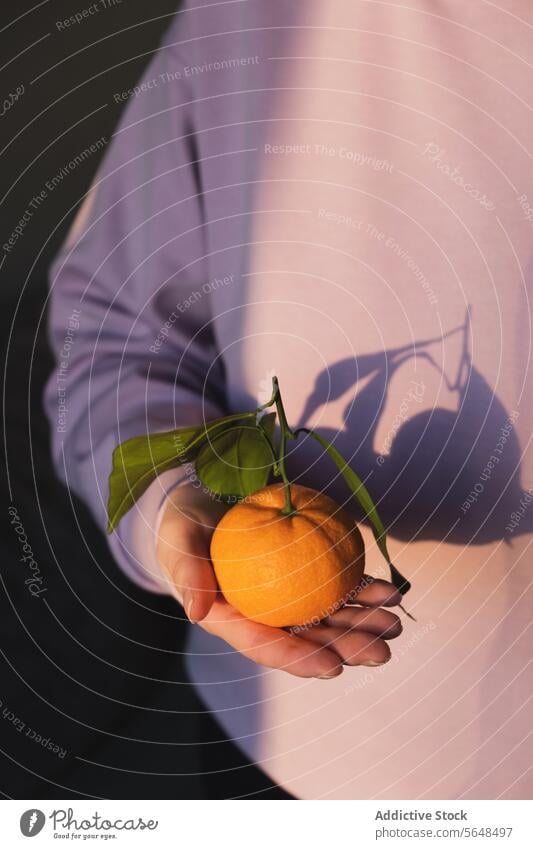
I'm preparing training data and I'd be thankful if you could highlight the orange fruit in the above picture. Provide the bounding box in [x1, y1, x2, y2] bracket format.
[210, 483, 365, 627]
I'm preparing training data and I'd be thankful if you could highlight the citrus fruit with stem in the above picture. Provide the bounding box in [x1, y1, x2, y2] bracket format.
[210, 482, 365, 627]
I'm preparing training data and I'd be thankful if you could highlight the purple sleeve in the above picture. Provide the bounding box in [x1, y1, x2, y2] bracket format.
[43, 11, 224, 592]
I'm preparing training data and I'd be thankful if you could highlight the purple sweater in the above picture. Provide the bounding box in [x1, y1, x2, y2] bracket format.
[45, 0, 533, 798]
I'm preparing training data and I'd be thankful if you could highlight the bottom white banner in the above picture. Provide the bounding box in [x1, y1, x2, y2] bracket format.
[1, 799, 529, 847]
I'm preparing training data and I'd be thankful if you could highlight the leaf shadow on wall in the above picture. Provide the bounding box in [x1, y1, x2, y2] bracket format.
[294, 310, 531, 546]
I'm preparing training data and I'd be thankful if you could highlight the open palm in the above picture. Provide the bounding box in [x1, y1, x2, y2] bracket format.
[157, 485, 403, 679]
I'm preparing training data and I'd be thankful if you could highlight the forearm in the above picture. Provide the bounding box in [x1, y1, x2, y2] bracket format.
[44, 6, 225, 591]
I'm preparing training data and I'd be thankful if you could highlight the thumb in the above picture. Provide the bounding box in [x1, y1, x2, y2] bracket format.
[157, 519, 218, 622]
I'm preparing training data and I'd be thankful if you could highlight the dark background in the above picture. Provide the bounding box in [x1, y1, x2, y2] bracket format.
[0, 0, 269, 800]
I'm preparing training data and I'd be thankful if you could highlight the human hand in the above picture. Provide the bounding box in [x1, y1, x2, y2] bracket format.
[156, 485, 403, 680]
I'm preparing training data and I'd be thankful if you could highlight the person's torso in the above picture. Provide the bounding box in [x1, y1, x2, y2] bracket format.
[170, 0, 532, 798]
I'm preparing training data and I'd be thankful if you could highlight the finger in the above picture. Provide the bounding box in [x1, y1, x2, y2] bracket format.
[353, 576, 403, 608]
[201, 599, 344, 679]
[326, 606, 402, 638]
[158, 524, 218, 622]
[300, 625, 392, 666]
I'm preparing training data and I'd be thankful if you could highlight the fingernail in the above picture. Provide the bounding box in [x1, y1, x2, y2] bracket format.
[386, 591, 403, 606]
[315, 669, 342, 679]
[365, 659, 387, 667]
[183, 591, 198, 623]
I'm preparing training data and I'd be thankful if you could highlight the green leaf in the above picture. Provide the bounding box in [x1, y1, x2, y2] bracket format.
[257, 410, 276, 441]
[299, 428, 411, 595]
[258, 411, 280, 475]
[195, 414, 276, 499]
[106, 412, 257, 532]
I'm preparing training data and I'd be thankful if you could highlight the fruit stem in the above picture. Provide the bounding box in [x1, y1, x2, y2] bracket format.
[271, 376, 296, 515]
